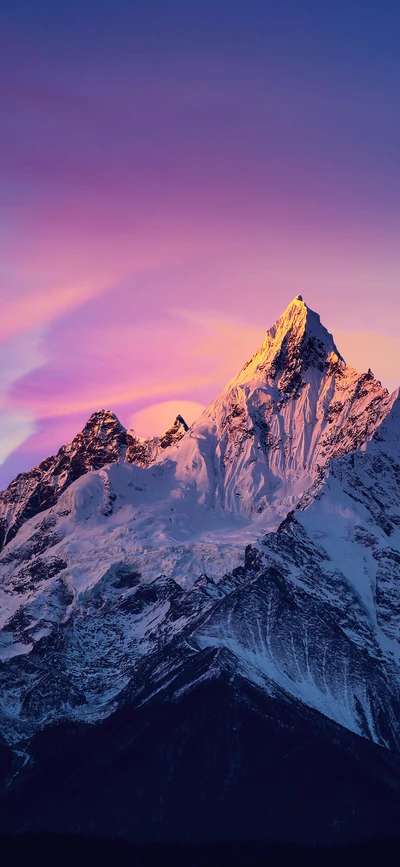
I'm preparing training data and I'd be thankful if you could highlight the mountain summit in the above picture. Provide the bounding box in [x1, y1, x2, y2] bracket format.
[234, 295, 344, 391]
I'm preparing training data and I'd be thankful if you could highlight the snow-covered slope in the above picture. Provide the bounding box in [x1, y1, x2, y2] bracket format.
[0, 296, 399, 827]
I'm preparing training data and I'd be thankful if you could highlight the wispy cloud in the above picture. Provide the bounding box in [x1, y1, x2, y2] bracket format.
[0, 329, 44, 469]
[0, 282, 108, 341]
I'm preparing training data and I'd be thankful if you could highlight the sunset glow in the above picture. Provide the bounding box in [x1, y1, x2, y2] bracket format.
[1, 1, 400, 488]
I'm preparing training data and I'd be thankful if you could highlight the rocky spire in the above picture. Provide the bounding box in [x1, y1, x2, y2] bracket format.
[233, 296, 344, 393]
[159, 415, 189, 449]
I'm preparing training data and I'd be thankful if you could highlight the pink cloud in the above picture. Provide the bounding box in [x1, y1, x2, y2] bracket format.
[0, 282, 108, 341]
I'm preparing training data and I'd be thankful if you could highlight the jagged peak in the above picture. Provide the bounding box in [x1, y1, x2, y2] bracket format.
[83, 409, 125, 431]
[159, 415, 189, 449]
[262, 296, 342, 359]
[232, 297, 345, 389]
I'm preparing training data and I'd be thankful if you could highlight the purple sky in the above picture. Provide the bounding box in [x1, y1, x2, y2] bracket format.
[1, 1, 400, 488]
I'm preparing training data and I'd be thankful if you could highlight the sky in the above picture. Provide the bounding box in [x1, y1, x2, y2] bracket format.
[1, 0, 400, 488]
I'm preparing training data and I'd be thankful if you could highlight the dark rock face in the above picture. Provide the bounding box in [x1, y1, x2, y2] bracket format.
[268, 331, 332, 395]
[125, 432, 155, 466]
[159, 415, 188, 449]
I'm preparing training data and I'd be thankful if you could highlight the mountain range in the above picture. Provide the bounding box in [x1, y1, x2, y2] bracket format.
[0, 295, 400, 846]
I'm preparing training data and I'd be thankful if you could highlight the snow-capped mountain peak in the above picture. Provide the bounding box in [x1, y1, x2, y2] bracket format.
[165, 298, 393, 519]
[232, 295, 344, 391]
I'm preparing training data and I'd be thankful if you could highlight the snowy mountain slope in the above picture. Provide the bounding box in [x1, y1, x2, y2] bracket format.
[0, 296, 400, 840]
[0, 410, 188, 551]
[285, 389, 400, 654]
[184, 393, 400, 747]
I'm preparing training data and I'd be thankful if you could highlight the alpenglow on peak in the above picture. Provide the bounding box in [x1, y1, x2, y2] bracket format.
[261, 295, 342, 359]
[231, 296, 344, 390]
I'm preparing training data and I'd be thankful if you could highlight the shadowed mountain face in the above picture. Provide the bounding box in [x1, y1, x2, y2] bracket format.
[0, 298, 399, 845]
[2, 651, 400, 846]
